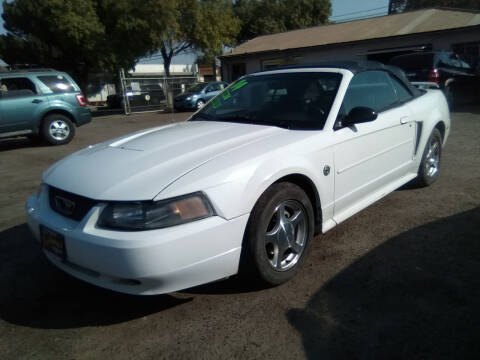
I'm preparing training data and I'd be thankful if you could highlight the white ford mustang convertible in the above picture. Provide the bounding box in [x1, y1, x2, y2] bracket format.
[26, 62, 450, 295]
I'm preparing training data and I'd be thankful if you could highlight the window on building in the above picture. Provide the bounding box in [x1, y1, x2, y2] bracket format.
[231, 63, 246, 81]
[262, 59, 284, 70]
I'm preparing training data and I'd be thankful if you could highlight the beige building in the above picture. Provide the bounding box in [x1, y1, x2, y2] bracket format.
[220, 8, 480, 81]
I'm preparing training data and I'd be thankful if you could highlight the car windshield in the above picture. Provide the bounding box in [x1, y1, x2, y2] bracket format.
[187, 83, 208, 93]
[191, 72, 342, 130]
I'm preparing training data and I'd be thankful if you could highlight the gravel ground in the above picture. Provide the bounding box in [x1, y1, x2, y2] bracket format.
[0, 107, 479, 360]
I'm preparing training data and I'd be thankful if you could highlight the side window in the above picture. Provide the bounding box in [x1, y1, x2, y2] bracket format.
[389, 75, 413, 103]
[342, 71, 397, 115]
[205, 85, 214, 93]
[0, 77, 38, 98]
[449, 58, 462, 68]
[38, 75, 75, 93]
[459, 60, 472, 70]
[437, 53, 450, 67]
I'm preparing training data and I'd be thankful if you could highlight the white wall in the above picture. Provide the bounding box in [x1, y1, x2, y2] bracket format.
[129, 63, 196, 76]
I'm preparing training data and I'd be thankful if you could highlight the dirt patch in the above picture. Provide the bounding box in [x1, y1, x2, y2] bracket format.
[1, 108, 479, 359]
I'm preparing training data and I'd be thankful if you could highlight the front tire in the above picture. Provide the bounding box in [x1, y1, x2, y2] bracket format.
[41, 114, 75, 145]
[196, 99, 205, 109]
[416, 128, 442, 187]
[242, 182, 314, 285]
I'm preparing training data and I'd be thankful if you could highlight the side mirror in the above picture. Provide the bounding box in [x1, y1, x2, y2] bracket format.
[342, 107, 377, 127]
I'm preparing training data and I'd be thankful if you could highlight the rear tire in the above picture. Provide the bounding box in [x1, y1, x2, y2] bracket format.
[41, 114, 75, 145]
[415, 128, 442, 187]
[241, 182, 314, 285]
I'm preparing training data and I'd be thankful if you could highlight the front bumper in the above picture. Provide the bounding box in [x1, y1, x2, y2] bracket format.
[25, 187, 249, 295]
[174, 98, 196, 109]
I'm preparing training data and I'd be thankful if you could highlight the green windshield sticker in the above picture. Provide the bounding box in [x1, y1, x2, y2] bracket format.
[212, 98, 221, 109]
[222, 90, 231, 100]
[231, 79, 248, 91]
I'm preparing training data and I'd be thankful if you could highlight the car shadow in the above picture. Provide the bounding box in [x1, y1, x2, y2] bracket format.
[287, 206, 480, 359]
[0, 224, 192, 329]
[182, 274, 271, 295]
[0, 137, 47, 152]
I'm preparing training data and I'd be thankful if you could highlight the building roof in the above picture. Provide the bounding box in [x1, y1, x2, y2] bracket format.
[222, 8, 480, 58]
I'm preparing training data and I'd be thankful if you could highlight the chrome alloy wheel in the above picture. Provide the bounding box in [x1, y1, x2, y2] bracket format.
[425, 136, 441, 177]
[49, 119, 71, 141]
[265, 200, 308, 271]
[196, 100, 205, 109]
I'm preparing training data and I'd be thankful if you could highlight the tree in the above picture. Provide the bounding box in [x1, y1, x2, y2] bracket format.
[159, 0, 240, 77]
[389, 0, 480, 14]
[0, 0, 176, 93]
[233, 0, 331, 43]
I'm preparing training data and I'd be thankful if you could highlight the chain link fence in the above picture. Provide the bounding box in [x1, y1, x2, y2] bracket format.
[117, 70, 198, 114]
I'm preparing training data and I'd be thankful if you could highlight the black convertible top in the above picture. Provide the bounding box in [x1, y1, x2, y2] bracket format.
[255, 60, 424, 97]
[270, 60, 387, 73]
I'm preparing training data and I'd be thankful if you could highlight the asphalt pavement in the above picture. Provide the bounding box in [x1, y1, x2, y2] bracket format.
[0, 107, 479, 359]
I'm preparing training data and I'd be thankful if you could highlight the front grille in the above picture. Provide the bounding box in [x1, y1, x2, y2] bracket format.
[49, 186, 98, 221]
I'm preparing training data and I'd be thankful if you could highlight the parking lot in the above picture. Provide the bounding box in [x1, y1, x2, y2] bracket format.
[1, 108, 479, 359]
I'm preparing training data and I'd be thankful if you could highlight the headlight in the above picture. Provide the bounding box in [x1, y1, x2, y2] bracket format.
[186, 96, 192, 100]
[97, 192, 215, 231]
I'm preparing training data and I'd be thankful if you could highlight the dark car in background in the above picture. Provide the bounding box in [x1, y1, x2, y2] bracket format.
[389, 51, 480, 107]
[107, 83, 166, 109]
[0, 69, 91, 145]
[174, 81, 228, 110]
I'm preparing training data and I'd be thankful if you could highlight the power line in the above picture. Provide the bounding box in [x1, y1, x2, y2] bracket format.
[332, 11, 388, 23]
[331, 6, 388, 20]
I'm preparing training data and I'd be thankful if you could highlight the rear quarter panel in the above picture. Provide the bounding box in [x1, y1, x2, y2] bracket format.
[406, 89, 451, 168]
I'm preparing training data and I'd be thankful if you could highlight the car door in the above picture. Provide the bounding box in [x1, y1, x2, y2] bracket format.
[0, 76, 47, 132]
[332, 70, 416, 222]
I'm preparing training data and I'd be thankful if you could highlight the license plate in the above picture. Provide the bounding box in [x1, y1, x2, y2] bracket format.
[40, 226, 66, 261]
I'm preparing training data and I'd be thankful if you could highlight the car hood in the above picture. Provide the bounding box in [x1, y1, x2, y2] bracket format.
[43, 121, 282, 201]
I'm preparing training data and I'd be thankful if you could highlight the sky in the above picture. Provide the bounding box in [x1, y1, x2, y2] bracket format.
[331, 0, 389, 22]
[0, 0, 390, 63]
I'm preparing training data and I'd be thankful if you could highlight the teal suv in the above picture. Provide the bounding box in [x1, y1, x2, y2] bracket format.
[0, 69, 91, 145]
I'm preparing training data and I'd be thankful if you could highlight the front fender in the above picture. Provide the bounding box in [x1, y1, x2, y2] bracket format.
[155, 146, 335, 225]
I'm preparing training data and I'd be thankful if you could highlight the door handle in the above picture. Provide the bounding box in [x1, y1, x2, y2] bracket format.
[32, 99, 43, 104]
[400, 116, 409, 124]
